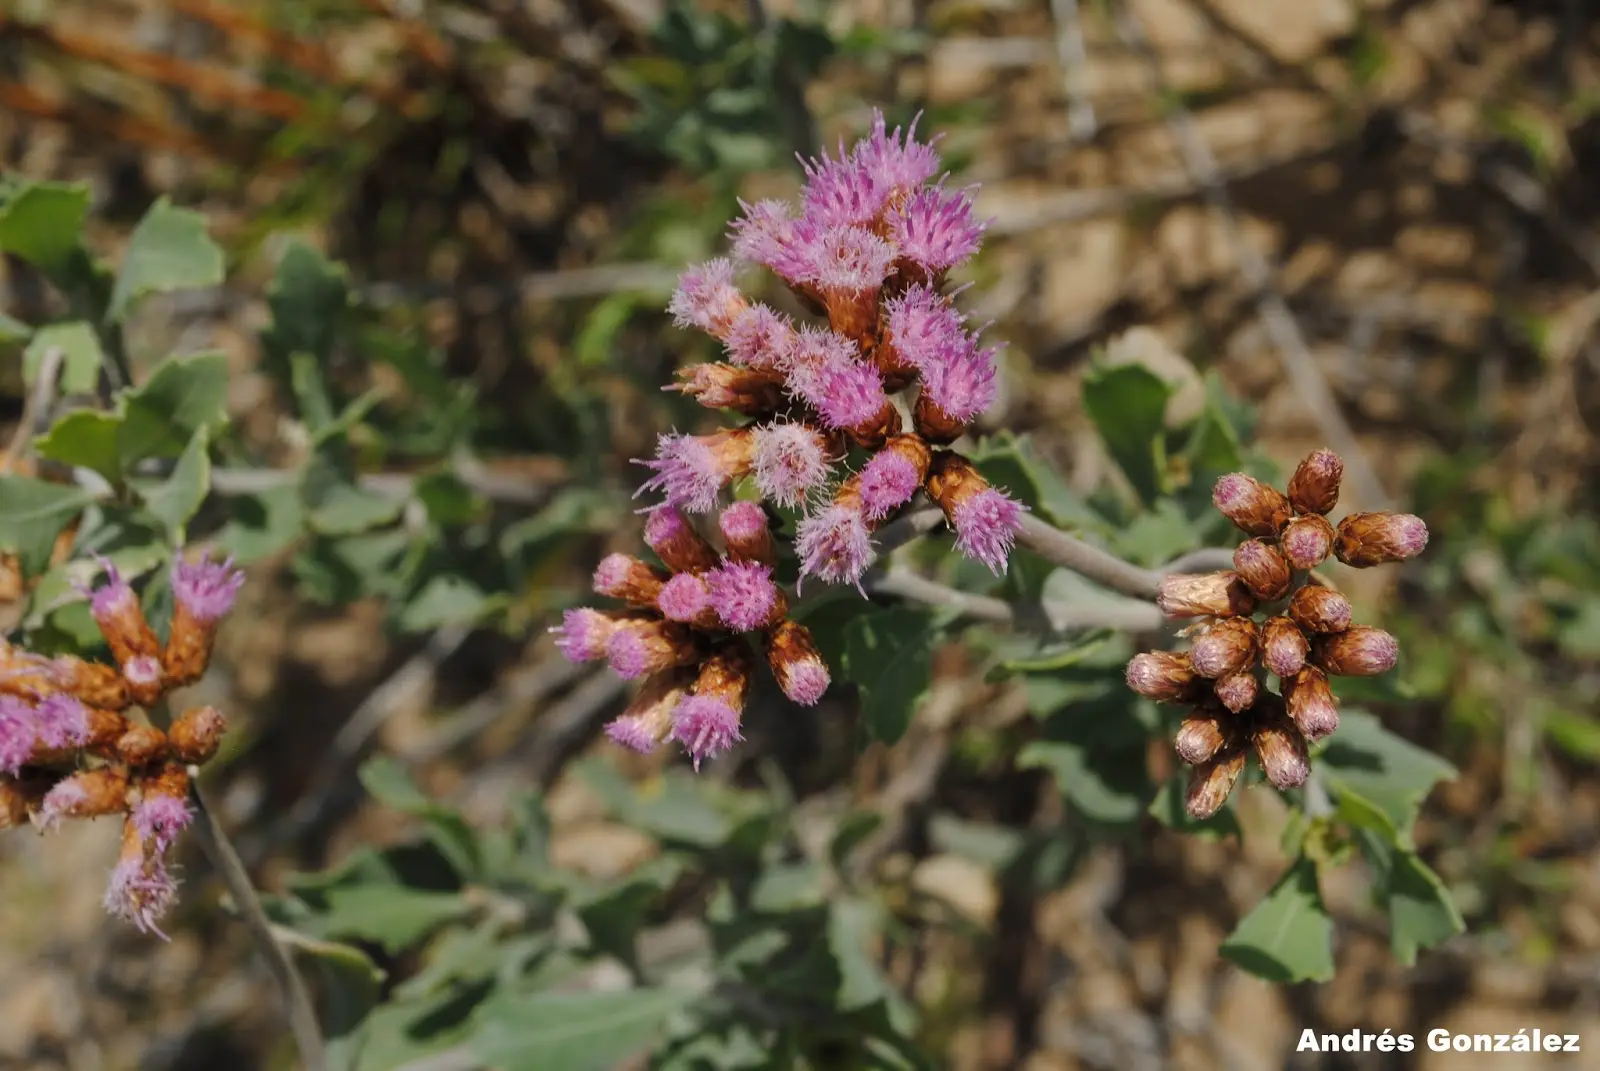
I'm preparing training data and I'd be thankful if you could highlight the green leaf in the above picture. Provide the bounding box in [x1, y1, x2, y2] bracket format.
[24, 322, 103, 395]
[576, 759, 732, 849]
[275, 928, 386, 1053]
[1319, 710, 1457, 849]
[1081, 363, 1173, 503]
[211, 482, 307, 563]
[471, 986, 696, 1071]
[1357, 833, 1464, 965]
[34, 410, 123, 483]
[359, 756, 483, 882]
[315, 884, 470, 956]
[0, 477, 95, 575]
[1017, 690, 1152, 827]
[0, 309, 32, 345]
[108, 199, 225, 321]
[841, 607, 935, 745]
[395, 571, 498, 632]
[0, 178, 90, 278]
[302, 456, 403, 535]
[132, 427, 210, 542]
[414, 471, 487, 527]
[116, 351, 231, 464]
[1220, 857, 1336, 983]
[262, 240, 350, 365]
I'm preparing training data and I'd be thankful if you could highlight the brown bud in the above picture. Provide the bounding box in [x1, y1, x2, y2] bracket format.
[603, 668, 695, 754]
[1189, 617, 1259, 679]
[35, 766, 130, 829]
[116, 723, 168, 767]
[912, 390, 966, 445]
[0, 778, 30, 829]
[671, 362, 786, 416]
[1334, 512, 1430, 568]
[644, 507, 720, 574]
[1186, 746, 1246, 819]
[604, 619, 702, 680]
[1212, 473, 1292, 537]
[592, 554, 667, 607]
[1155, 571, 1257, 618]
[846, 401, 904, 451]
[1261, 616, 1310, 678]
[764, 620, 831, 707]
[1125, 651, 1201, 703]
[0, 644, 58, 700]
[718, 502, 774, 566]
[1280, 513, 1335, 571]
[691, 642, 757, 711]
[122, 655, 166, 708]
[1284, 666, 1340, 741]
[169, 705, 228, 765]
[1287, 585, 1352, 634]
[1214, 670, 1259, 714]
[924, 451, 996, 528]
[1175, 708, 1228, 765]
[1313, 627, 1399, 677]
[89, 577, 164, 671]
[1232, 539, 1291, 601]
[823, 285, 886, 349]
[1251, 717, 1311, 789]
[51, 656, 131, 711]
[1287, 449, 1343, 515]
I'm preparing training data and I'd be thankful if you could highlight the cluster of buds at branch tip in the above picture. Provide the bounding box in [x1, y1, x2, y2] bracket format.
[1127, 449, 1428, 818]
[3, 550, 243, 934]
[640, 110, 1024, 592]
[553, 501, 830, 770]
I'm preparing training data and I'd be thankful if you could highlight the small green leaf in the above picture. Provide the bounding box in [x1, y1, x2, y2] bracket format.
[1357, 833, 1464, 965]
[1319, 710, 1457, 849]
[576, 759, 731, 849]
[34, 410, 123, 483]
[0, 309, 32, 345]
[395, 572, 498, 632]
[315, 884, 470, 955]
[359, 756, 483, 881]
[471, 986, 697, 1071]
[841, 607, 935, 745]
[211, 482, 307, 563]
[108, 199, 225, 321]
[116, 351, 231, 464]
[1220, 856, 1336, 983]
[0, 477, 95, 575]
[1081, 363, 1173, 503]
[24, 322, 103, 395]
[413, 471, 487, 527]
[0, 179, 91, 278]
[132, 427, 210, 541]
[302, 456, 403, 535]
[262, 240, 350, 365]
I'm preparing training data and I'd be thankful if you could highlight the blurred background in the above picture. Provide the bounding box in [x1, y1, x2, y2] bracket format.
[2, 0, 1599, 1068]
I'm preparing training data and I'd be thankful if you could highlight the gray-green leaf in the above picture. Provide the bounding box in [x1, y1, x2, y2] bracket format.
[132, 427, 211, 541]
[24, 321, 103, 395]
[841, 607, 935, 745]
[471, 986, 696, 1071]
[108, 199, 225, 321]
[0, 477, 95, 576]
[1220, 856, 1336, 983]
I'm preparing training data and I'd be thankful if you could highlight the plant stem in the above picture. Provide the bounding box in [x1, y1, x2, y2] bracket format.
[187, 779, 329, 1071]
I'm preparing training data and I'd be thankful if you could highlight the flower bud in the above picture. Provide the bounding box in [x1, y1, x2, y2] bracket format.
[592, 554, 667, 607]
[1125, 651, 1200, 703]
[718, 502, 774, 565]
[1212, 473, 1292, 537]
[551, 607, 624, 663]
[1175, 707, 1227, 765]
[1189, 617, 1259, 679]
[605, 619, 702, 681]
[0, 645, 59, 700]
[1280, 514, 1334, 571]
[1261, 616, 1310, 678]
[604, 668, 694, 754]
[0, 778, 29, 829]
[643, 507, 720, 574]
[164, 552, 244, 688]
[1156, 571, 1257, 618]
[655, 573, 721, 629]
[925, 452, 1026, 576]
[1213, 670, 1259, 714]
[1232, 539, 1291, 600]
[1287, 585, 1352, 634]
[670, 643, 755, 769]
[116, 723, 169, 767]
[35, 766, 129, 831]
[765, 620, 831, 707]
[105, 813, 179, 937]
[1313, 626, 1399, 676]
[706, 561, 787, 632]
[47, 656, 130, 711]
[1284, 666, 1339, 740]
[858, 435, 933, 521]
[122, 655, 165, 709]
[1333, 512, 1430, 568]
[1251, 716, 1310, 789]
[1186, 746, 1246, 819]
[84, 560, 163, 681]
[169, 705, 227, 765]
[670, 362, 786, 416]
[1287, 449, 1343, 515]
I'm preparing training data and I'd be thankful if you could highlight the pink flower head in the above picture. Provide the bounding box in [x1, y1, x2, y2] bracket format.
[750, 423, 831, 508]
[795, 504, 874, 591]
[133, 794, 193, 856]
[171, 551, 245, 624]
[592, 554, 639, 598]
[889, 184, 987, 275]
[951, 488, 1026, 575]
[124, 655, 163, 691]
[724, 303, 796, 369]
[35, 778, 88, 833]
[605, 715, 660, 754]
[705, 561, 780, 632]
[800, 144, 887, 229]
[0, 696, 37, 774]
[783, 660, 831, 707]
[884, 284, 969, 375]
[104, 855, 179, 939]
[782, 328, 887, 430]
[921, 339, 1000, 424]
[670, 694, 743, 771]
[853, 109, 943, 198]
[33, 693, 89, 750]
[667, 258, 745, 337]
[857, 450, 923, 521]
[729, 200, 814, 281]
[718, 500, 769, 545]
[792, 224, 896, 295]
[635, 432, 737, 514]
[83, 556, 137, 621]
[657, 572, 713, 623]
[551, 607, 615, 663]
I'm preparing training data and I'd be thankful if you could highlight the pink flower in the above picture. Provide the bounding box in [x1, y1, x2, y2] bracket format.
[670, 695, 743, 771]
[667, 259, 745, 337]
[550, 608, 615, 663]
[32, 694, 88, 750]
[104, 855, 179, 939]
[705, 561, 780, 632]
[800, 146, 887, 229]
[635, 431, 747, 514]
[0, 696, 36, 775]
[921, 339, 1000, 424]
[605, 716, 660, 754]
[781, 328, 888, 430]
[791, 225, 896, 295]
[951, 488, 1025, 575]
[795, 504, 874, 590]
[657, 572, 713, 623]
[171, 551, 245, 624]
[889, 184, 987, 274]
[133, 795, 193, 856]
[852, 109, 942, 197]
[749, 423, 831, 509]
[729, 200, 815, 281]
[35, 778, 87, 833]
[782, 660, 831, 707]
[857, 451, 922, 521]
[883, 284, 969, 374]
[724, 304, 796, 369]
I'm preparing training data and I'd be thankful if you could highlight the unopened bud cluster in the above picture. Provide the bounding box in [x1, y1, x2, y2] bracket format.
[646, 109, 1026, 588]
[553, 501, 831, 769]
[1126, 450, 1429, 818]
[1, 553, 242, 934]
